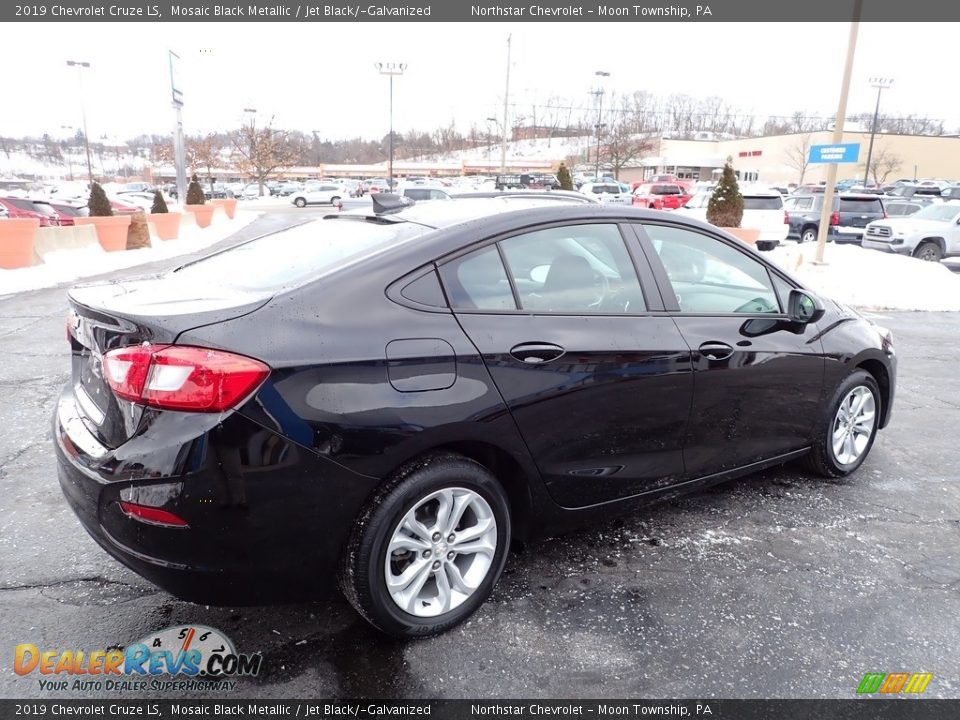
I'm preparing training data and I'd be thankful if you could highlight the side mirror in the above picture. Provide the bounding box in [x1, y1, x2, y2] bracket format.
[787, 289, 825, 324]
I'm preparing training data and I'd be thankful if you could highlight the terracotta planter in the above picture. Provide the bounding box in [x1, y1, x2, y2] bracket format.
[211, 198, 237, 219]
[74, 215, 132, 252]
[0, 218, 40, 269]
[723, 227, 760, 245]
[186, 204, 215, 229]
[146, 212, 182, 240]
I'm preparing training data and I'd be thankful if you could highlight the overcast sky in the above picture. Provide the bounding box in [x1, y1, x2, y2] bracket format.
[2, 22, 957, 142]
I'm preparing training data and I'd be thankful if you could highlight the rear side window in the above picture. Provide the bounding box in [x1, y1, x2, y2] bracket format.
[743, 196, 783, 210]
[839, 199, 883, 213]
[441, 246, 516, 311]
[172, 218, 430, 292]
[500, 224, 646, 314]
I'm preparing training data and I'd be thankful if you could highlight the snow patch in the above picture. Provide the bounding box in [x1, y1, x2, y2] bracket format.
[767, 243, 960, 312]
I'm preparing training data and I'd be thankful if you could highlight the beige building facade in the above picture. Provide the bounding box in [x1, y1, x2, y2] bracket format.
[619, 131, 960, 186]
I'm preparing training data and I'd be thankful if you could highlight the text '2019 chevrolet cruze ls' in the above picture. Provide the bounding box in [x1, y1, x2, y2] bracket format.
[56, 198, 896, 637]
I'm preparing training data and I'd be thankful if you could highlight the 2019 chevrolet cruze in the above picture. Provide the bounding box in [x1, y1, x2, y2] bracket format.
[55, 197, 896, 637]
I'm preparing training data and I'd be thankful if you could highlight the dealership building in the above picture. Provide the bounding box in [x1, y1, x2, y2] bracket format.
[619, 131, 960, 185]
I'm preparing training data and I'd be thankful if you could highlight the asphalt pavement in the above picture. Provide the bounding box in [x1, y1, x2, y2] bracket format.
[1, 209, 958, 699]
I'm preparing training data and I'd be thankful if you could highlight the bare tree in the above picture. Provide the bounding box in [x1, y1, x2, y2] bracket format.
[186, 135, 223, 193]
[862, 144, 903, 185]
[603, 98, 655, 179]
[783, 133, 813, 184]
[229, 116, 298, 196]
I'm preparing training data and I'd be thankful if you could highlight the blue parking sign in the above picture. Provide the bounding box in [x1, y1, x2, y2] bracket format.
[808, 143, 860, 164]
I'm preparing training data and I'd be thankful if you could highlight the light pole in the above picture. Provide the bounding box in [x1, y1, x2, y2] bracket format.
[862, 77, 893, 188]
[486, 117, 497, 162]
[66, 60, 93, 185]
[60, 125, 75, 180]
[311, 130, 322, 171]
[591, 70, 610, 180]
[375, 62, 406, 189]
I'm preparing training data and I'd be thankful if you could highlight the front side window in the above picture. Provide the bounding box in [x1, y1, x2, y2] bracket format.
[644, 224, 781, 315]
[500, 224, 646, 314]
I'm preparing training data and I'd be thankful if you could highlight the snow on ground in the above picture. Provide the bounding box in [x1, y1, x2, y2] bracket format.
[0, 210, 259, 298]
[767, 242, 960, 312]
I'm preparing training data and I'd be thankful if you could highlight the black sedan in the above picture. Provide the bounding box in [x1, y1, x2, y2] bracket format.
[55, 198, 896, 637]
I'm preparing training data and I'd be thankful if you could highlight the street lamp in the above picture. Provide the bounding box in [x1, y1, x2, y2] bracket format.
[591, 70, 610, 180]
[375, 62, 407, 189]
[486, 117, 497, 161]
[862, 77, 893, 188]
[60, 125, 75, 180]
[66, 60, 93, 185]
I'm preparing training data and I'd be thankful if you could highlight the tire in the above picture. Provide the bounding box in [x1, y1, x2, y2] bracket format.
[803, 369, 881, 478]
[800, 227, 817, 244]
[756, 240, 777, 252]
[294, 197, 307, 208]
[330, 196, 341, 206]
[913, 241, 943, 262]
[339, 453, 511, 638]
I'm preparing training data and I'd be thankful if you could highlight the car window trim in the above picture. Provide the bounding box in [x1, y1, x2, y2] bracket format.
[631, 221, 793, 318]
[436, 218, 666, 316]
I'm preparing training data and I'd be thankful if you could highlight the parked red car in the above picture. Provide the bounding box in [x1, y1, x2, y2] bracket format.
[49, 203, 88, 227]
[631, 182, 692, 210]
[0, 197, 60, 226]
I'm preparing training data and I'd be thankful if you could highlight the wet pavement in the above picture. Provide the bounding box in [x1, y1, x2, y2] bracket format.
[1, 213, 958, 699]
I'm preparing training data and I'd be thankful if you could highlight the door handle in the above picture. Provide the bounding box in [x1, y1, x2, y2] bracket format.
[698, 341, 734, 361]
[509, 342, 566, 364]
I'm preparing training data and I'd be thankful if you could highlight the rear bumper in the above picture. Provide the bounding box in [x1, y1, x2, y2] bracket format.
[54, 389, 377, 605]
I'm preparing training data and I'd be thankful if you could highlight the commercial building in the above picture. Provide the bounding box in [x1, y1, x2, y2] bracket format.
[618, 131, 960, 185]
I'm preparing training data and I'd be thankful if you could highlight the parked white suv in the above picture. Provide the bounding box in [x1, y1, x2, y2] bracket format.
[862, 201, 960, 262]
[290, 182, 348, 208]
[675, 190, 789, 250]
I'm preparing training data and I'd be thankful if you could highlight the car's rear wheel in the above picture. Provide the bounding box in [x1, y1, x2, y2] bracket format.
[803, 369, 880, 478]
[800, 227, 817, 244]
[339, 453, 511, 637]
[913, 241, 943, 262]
[294, 197, 307, 208]
[330, 196, 341, 206]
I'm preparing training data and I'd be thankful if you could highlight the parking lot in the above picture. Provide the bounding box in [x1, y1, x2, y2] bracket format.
[2, 212, 959, 699]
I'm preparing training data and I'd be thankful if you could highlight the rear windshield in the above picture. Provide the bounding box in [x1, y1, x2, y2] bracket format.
[839, 199, 883, 213]
[172, 218, 431, 292]
[743, 196, 782, 210]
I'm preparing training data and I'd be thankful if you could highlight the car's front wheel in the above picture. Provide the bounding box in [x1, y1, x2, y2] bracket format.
[340, 454, 511, 637]
[804, 369, 880, 478]
[294, 197, 307, 208]
[913, 241, 943, 262]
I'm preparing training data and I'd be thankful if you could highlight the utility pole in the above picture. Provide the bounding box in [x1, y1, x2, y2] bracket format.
[862, 77, 893, 187]
[591, 71, 610, 180]
[66, 60, 93, 185]
[500, 34, 511, 174]
[814, 0, 862, 264]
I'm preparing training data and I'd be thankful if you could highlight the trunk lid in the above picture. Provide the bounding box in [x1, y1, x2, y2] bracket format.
[67, 276, 271, 448]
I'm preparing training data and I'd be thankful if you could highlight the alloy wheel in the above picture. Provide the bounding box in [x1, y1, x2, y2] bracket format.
[831, 386, 876, 465]
[384, 487, 497, 618]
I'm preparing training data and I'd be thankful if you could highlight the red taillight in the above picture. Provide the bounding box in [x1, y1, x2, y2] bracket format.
[119, 501, 189, 528]
[830, 211, 840, 226]
[103, 344, 269, 412]
[784, 211, 789, 225]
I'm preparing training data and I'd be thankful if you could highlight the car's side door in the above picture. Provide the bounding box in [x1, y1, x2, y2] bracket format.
[632, 223, 826, 477]
[438, 221, 694, 508]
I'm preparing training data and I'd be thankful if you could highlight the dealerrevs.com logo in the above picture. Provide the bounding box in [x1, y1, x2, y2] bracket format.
[14, 625, 262, 693]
